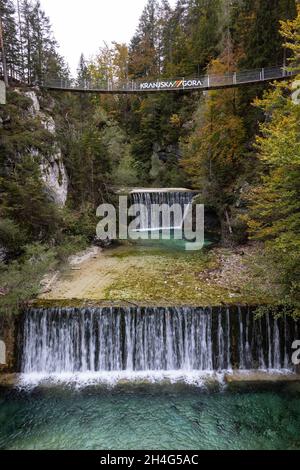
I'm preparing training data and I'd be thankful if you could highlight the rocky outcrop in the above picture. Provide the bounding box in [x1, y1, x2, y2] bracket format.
[39, 144, 68, 207]
[153, 142, 182, 163]
[0, 245, 8, 263]
[0, 314, 19, 373]
[24, 90, 68, 207]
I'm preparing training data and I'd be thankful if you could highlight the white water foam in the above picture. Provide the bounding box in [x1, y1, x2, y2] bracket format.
[20, 307, 298, 391]
[18, 370, 227, 390]
[18, 369, 295, 391]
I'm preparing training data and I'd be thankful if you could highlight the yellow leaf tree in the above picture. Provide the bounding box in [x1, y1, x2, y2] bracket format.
[245, 7, 300, 311]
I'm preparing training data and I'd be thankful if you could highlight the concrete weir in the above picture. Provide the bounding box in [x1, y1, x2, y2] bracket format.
[130, 188, 197, 193]
[0, 372, 300, 390]
[14, 305, 300, 383]
[1, 304, 299, 386]
[114, 187, 199, 196]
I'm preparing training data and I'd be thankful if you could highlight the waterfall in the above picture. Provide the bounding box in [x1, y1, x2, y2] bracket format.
[256, 317, 266, 370]
[266, 313, 273, 369]
[21, 307, 298, 378]
[217, 310, 225, 371]
[131, 191, 195, 231]
[238, 307, 245, 369]
[284, 315, 289, 370]
[226, 308, 232, 370]
[245, 309, 253, 368]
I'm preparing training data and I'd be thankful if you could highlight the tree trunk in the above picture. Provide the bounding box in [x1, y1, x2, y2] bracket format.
[219, 209, 234, 247]
[225, 208, 233, 235]
[0, 16, 9, 87]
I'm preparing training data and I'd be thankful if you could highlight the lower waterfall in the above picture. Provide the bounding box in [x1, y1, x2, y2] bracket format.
[21, 307, 298, 385]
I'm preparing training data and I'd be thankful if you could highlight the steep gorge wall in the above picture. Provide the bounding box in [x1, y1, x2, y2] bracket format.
[24, 90, 68, 207]
[0, 87, 69, 262]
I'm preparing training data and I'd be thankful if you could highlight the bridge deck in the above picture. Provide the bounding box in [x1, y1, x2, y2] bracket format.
[42, 66, 298, 94]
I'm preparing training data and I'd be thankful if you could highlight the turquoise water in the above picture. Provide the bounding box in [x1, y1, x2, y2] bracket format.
[0, 384, 300, 450]
[128, 228, 215, 252]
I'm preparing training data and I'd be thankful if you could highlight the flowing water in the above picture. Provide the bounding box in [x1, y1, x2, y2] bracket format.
[2, 190, 299, 451]
[2, 307, 300, 450]
[129, 191, 201, 251]
[7, 193, 300, 449]
[131, 191, 195, 231]
[20, 307, 298, 386]
[1, 385, 300, 450]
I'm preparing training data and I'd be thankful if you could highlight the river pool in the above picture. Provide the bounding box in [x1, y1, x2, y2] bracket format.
[0, 384, 300, 450]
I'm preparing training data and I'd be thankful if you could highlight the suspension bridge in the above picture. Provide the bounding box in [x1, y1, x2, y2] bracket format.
[41, 65, 298, 94]
[1, 65, 298, 96]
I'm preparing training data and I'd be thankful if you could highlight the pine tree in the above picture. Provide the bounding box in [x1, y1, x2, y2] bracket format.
[19, 0, 67, 83]
[128, 0, 160, 78]
[0, 0, 20, 80]
[186, 0, 223, 75]
[77, 53, 89, 84]
[0, 157, 63, 241]
[231, 0, 297, 69]
[162, 0, 190, 76]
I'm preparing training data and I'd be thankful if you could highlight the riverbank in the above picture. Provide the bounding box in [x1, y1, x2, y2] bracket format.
[38, 243, 269, 306]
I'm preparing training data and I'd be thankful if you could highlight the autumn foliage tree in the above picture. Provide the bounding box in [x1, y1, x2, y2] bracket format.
[245, 6, 300, 311]
[182, 54, 246, 242]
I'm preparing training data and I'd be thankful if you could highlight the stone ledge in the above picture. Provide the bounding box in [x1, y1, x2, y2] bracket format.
[225, 371, 300, 384]
[1, 372, 300, 389]
[29, 300, 266, 309]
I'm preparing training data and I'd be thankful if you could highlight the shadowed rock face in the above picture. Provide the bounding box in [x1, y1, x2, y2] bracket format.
[40, 149, 68, 207]
[24, 90, 68, 207]
[0, 245, 8, 262]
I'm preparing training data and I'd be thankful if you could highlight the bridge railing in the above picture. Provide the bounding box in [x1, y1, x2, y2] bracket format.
[42, 66, 298, 93]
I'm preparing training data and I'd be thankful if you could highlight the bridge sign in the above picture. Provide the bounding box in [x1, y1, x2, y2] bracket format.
[43, 65, 298, 94]
[0, 80, 6, 104]
[139, 78, 204, 91]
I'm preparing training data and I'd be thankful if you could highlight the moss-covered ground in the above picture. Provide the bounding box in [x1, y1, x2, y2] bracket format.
[39, 242, 270, 306]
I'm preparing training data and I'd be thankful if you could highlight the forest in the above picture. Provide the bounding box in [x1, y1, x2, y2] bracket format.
[0, 0, 299, 315]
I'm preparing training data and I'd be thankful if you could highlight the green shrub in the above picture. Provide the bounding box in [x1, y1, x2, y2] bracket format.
[0, 219, 26, 256]
[0, 243, 57, 314]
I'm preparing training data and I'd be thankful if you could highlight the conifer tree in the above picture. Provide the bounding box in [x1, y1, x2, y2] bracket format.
[128, 0, 160, 78]
[19, 0, 67, 83]
[231, 0, 297, 68]
[77, 53, 89, 84]
[0, 0, 20, 80]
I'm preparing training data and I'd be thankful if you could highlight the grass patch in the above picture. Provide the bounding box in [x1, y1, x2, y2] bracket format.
[104, 247, 265, 305]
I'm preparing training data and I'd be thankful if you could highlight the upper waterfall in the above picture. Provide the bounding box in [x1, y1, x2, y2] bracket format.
[130, 189, 196, 231]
